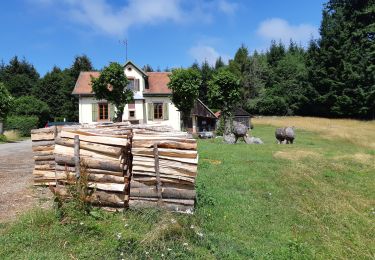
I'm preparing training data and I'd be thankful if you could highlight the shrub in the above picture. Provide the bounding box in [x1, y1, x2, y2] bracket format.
[5, 115, 38, 136]
[11, 96, 50, 127]
[0, 134, 7, 142]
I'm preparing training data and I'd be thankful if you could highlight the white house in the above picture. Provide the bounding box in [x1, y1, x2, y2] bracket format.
[72, 61, 181, 130]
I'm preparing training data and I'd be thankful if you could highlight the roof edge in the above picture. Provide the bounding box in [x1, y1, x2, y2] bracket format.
[124, 60, 148, 77]
[197, 99, 218, 118]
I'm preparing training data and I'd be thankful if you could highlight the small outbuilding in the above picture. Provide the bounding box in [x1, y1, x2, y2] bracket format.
[214, 107, 252, 129]
[187, 99, 217, 133]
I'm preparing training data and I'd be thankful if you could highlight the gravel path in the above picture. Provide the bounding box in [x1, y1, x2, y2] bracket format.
[0, 140, 52, 223]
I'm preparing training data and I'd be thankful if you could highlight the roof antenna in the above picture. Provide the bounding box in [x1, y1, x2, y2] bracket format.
[119, 39, 128, 61]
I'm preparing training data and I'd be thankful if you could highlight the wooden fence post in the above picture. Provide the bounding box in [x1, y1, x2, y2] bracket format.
[153, 142, 162, 204]
[74, 135, 80, 178]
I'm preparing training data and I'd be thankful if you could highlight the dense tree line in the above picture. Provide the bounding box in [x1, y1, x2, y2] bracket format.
[0, 55, 93, 130]
[191, 0, 374, 119]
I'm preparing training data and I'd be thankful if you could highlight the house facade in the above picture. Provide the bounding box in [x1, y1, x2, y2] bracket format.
[72, 61, 181, 130]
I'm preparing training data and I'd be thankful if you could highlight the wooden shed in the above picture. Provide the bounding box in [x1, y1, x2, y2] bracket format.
[187, 99, 217, 133]
[214, 107, 252, 129]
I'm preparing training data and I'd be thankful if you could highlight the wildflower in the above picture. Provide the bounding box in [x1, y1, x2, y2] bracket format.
[80, 222, 84, 225]
[124, 223, 129, 227]
[161, 253, 165, 257]
[170, 218, 176, 224]
[116, 233, 122, 239]
[196, 232, 204, 238]
[120, 252, 124, 256]
[183, 242, 188, 246]
[167, 248, 172, 251]
[145, 251, 149, 255]
[190, 225, 195, 229]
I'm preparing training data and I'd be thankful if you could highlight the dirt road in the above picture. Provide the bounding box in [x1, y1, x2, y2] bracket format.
[0, 140, 51, 223]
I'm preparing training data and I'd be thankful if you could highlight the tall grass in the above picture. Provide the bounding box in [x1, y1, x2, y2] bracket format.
[253, 116, 375, 149]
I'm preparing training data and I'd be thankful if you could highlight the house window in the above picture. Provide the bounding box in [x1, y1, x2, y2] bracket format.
[129, 110, 135, 118]
[127, 79, 134, 90]
[98, 103, 109, 120]
[153, 103, 163, 119]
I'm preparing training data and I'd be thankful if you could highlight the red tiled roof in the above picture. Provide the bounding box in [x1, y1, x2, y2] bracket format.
[72, 71, 100, 95]
[72, 71, 172, 95]
[145, 72, 171, 94]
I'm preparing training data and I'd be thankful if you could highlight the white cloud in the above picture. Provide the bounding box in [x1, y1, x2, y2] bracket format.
[257, 18, 318, 45]
[30, 0, 239, 36]
[61, 0, 184, 36]
[189, 45, 229, 66]
[217, 0, 238, 15]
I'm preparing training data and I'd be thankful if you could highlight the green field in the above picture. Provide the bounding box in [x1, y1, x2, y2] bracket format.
[1, 121, 374, 259]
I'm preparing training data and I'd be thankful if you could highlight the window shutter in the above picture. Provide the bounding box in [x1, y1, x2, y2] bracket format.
[163, 103, 169, 120]
[147, 103, 154, 121]
[109, 103, 116, 121]
[135, 79, 140, 91]
[92, 103, 98, 122]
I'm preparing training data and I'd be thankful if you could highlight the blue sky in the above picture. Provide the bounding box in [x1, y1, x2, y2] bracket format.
[0, 0, 326, 75]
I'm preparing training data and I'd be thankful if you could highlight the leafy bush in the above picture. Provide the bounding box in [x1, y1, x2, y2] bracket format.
[0, 82, 13, 120]
[5, 115, 38, 136]
[0, 134, 7, 142]
[11, 96, 50, 127]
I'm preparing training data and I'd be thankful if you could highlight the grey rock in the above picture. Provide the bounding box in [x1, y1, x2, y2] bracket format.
[285, 127, 295, 144]
[223, 133, 236, 144]
[244, 136, 263, 144]
[232, 121, 248, 137]
[275, 128, 286, 144]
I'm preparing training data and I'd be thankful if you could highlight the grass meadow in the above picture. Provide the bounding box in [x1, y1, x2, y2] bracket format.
[0, 117, 374, 259]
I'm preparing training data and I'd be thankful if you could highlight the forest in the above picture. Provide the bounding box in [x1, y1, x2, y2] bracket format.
[0, 0, 373, 136]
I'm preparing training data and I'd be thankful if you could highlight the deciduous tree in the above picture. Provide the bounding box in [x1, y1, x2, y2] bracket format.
[168, 68, 201, 130]
[91, 62, 132, 122]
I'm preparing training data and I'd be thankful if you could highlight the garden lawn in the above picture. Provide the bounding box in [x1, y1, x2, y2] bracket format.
[1, 119, 374, 259]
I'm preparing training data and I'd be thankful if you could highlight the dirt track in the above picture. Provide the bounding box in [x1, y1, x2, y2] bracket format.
[0, 140, 52, 223]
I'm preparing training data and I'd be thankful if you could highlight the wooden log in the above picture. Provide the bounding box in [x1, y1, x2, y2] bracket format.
[130, 187, 196, 200]
[54, 169, 124, 183]
[55, 137, 123, 157]
[34, 160, 55, 165]
[55, 155, 122, 172]
[32, 145, 54, 152]
[132, 171, 195, 184]
[133, 156, 197, 173]
[34, 155, 55, 161]
[133, 136, 195, 142]
[132, 140, 197, 150]
[154, 143, 162, 203]
[32, 140, 55, 147]
[31, 127, 54, 134]
[133, 154, 198, 165]
[54, 144, 120, 162]
[129, 197, 195, 206]
[130, 180, 194, 190]
[33, 181, 56, 186]
[129, 199, 193, 213]
[33, 150, 54, 156]
[31, 132, 55, 141]
[56, 180, 126, 192]
[132, 176, 194, 186]
[34, 164, 55, 170]
[132, 164, 196, 177]
[60, 131, 129, 146]
[132, 147, 197, 159]
[55, 165, 123, 176]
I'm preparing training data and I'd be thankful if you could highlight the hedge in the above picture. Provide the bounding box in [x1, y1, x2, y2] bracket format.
[5, 115, 39, 137]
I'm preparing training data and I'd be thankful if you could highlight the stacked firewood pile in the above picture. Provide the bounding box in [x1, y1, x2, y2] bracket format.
[31, 123, 198, 213]
[53, 127, 131, 209]
[129, 129, 197, 213]
[31, 127, 58, 186]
